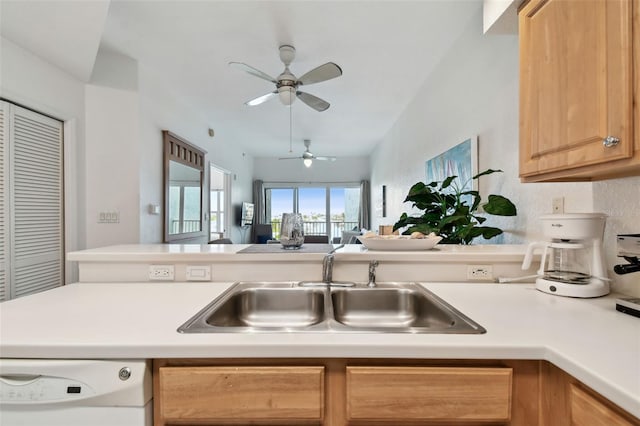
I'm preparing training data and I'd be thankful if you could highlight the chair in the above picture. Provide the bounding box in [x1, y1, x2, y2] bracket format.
[304, 235, 329, 244]
[208, 238, 233, 244]
[254, 224, 273, 244]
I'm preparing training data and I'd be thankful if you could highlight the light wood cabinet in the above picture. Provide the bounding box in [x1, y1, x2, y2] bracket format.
[153, 359, 535, 426]
[539, 361, 640, 426]
[346, 366, 512, 422]
[153, 359, 639, 426]
[156, 364, 324, 425]
[519, 0, 640, 182]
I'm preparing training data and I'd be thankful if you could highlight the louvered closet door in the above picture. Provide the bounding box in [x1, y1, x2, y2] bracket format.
[7, 102, 63, 299]
[0, 103, 8, 301]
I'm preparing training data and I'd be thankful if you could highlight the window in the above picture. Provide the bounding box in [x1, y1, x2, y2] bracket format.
[265, 184, 360, 241]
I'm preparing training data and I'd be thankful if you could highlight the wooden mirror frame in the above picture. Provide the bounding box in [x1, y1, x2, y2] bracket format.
[163, 131, 207, 243]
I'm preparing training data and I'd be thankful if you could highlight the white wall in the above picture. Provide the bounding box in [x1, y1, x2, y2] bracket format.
[84, 84, 140, 248]
[137, 63, 254, 244]
[2, 37, 254, 256]
[254, 156, 370, 183]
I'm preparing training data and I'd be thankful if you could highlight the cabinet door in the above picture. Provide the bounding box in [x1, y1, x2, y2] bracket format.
[158, 366, 324, 424]
[519, 0, 633, 178]
[570, 383, 639, 426]
[346, 366, 512, 422]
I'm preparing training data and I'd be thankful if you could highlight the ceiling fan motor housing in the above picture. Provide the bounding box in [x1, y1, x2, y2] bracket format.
[279, 45, 296, 66]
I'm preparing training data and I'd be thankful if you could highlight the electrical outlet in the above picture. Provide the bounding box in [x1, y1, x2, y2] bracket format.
[552, 197, 564, 214]
[148, 265, 174, 281]
[467, 265, 493, 281]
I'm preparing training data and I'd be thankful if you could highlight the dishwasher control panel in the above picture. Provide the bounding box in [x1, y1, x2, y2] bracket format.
[0, 376, 94, 402]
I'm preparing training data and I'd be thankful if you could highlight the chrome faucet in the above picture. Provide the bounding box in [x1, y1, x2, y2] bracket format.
[322, 244, 344, 284]
[368, 260, 379, 287]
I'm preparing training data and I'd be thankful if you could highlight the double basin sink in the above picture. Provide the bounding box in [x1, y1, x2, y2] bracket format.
[178, 282, 485, 334]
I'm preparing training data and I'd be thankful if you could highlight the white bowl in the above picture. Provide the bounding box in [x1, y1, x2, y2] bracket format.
[357, 235, 442, 251]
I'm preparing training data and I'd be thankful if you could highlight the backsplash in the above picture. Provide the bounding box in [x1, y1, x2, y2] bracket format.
[593, 175, 640, 297]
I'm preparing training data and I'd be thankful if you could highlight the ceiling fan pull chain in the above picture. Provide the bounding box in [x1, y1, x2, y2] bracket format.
[289, 103, 293, 153]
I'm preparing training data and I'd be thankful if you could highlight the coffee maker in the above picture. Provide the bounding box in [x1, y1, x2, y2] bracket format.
[522, 213, 609, 298]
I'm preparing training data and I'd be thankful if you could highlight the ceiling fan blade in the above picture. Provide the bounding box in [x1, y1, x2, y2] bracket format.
[298, 62, 343, 86]
[296, 91, 330, 112]
[278, 157, 302, 160]
[245, 91, 277, 106]
[229, 62, 277, 83]
[314, 156, 337, 162]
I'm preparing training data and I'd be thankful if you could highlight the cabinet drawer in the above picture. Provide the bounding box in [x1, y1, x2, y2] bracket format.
[158, 366, 324, 422]
[346, 366, 512, 422]
[570, 383, 638, 426]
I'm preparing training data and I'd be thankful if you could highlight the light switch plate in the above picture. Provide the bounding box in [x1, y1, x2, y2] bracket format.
[186, 265, 211, 281]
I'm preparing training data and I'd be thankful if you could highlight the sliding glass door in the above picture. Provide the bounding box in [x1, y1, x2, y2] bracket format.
[298, 187, 326, 237]
[264, 184, 360, 241]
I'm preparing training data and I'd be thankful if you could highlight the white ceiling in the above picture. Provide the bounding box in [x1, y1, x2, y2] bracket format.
[2, 0, 482, 159]
[0, 0, 110, 81]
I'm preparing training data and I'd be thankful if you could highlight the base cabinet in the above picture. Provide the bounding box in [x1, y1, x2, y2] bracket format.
[540, 362, 640, 426]
[157, 366, 324, 424]
[346, 366, 512, 423]
[153, 359, 639, 426]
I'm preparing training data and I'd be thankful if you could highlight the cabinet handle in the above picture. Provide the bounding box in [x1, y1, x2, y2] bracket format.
[602, 136, 620, 147]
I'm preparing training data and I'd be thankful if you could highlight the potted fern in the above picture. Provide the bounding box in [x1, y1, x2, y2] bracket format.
[393, 169, 517, 244]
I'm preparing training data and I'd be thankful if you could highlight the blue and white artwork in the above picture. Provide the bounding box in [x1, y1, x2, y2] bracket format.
[425, 137, 478, 191]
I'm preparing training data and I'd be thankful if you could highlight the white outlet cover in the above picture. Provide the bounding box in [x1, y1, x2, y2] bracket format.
[148, 265, 174, 281]
[466, 265, 493, 280]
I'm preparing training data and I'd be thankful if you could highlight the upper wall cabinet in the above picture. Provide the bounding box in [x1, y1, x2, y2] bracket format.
[519, 0, 639, 182]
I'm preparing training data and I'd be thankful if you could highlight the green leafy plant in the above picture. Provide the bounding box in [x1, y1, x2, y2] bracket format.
[393, 169, 517, 244]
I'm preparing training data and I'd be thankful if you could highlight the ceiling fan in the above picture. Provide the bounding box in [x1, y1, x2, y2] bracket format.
[279, 139, 337, 167]
[230, 45, 342, 112]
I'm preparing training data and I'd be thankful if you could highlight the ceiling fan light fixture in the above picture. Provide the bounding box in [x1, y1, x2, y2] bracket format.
[278, 86, 296, 105]
[303, 158, 313, 168]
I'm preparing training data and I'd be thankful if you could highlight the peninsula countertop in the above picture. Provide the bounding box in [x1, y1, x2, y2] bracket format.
[66, 243, 531, 263]
[1, 281, 638, 418]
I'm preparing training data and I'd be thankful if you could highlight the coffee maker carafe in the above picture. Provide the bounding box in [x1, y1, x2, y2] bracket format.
[522, 213, 609, 298]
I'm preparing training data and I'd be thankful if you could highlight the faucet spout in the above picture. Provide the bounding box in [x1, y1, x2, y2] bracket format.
[368, 260, 379, 287]
[322, 244, 344, 284]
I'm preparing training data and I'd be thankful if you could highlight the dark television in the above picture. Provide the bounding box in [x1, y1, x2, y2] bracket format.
[240, 202, 254, 226]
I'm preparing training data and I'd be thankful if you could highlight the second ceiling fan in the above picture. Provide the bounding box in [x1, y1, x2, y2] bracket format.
[230, 45, 342, 112]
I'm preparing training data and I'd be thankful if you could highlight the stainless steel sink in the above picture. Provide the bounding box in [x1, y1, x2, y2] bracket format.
[178, 282, 485, 334]
[330, 285, 485, 333]
[178, 282, 327, 332]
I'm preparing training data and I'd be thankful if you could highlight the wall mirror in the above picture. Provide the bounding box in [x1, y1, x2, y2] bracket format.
[163, 131, 207, 242]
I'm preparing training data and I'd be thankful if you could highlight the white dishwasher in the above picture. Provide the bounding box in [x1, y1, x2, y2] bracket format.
[0, 359, 152, 426]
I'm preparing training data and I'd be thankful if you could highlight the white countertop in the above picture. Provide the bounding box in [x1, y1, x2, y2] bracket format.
[67, 243, 531, 262]
[0, 281, 638, 417]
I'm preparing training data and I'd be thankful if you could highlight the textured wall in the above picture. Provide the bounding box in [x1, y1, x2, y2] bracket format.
[593, 176, 640, 296]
